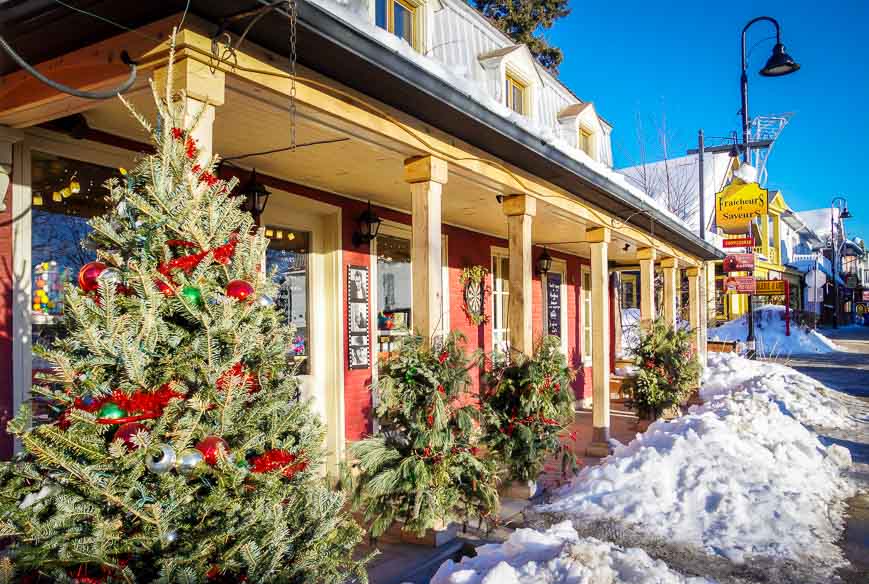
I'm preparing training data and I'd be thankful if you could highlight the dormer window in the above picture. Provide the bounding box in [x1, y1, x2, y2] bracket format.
[376, 0, 418, 47]
[579, 127, 594, 158]
[505, 73, 526, 115]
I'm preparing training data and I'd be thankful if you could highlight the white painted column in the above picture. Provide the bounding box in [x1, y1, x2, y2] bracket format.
[502, 194, 536, 357]
[698, 263, 709, 368]
[405, 155, 448, 341]
[637, 247, 656, 327]
[661, 257, 679, 326]
[586, 226, 611, 457]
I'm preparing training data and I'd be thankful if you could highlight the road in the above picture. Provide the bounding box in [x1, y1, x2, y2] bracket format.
[771, 326, 869, 582]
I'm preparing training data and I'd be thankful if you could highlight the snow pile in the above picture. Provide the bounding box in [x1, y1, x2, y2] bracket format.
[537, 353, 855, 570]
[432, 521, 713, 584]
[709, 304, 839, 356]
[701, 352, 854, 430]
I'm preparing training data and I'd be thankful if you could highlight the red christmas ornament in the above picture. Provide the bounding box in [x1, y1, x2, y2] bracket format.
[78, 261, 106, 292]
[114, 422, 146, 450]
[225, 280, 254, 302]
[249, 449, 308, 478]
[196, 436, 229, 465]
[155, 279, 174, 296]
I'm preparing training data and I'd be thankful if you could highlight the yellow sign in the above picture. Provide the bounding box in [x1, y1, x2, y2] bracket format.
[755, 280, 786, 295]
[715, 182, 768, 234]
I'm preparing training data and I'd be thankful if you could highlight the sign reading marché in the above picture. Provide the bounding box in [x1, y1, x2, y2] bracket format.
[715, 182, 768, 234]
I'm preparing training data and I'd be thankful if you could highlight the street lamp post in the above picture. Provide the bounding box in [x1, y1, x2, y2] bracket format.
[830, 196, 853, 329]
[739, 16, 800, 356]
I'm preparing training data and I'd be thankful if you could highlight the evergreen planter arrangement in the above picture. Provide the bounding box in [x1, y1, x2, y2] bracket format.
[480, 337, 576, 498]
[349, 332, 498, 541]
[631, 318, 701, 423]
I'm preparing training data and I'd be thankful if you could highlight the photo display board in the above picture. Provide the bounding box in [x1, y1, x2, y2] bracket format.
[347, 265, 370, 369]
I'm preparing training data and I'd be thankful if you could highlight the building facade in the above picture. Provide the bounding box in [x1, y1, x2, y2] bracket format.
[0, 1, 721, 467]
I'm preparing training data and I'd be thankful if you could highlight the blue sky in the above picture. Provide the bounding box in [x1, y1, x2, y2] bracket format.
[548, 0, 868, 237]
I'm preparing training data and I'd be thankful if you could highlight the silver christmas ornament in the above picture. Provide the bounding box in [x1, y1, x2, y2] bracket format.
[97, 267, 122, 285]
[146, 444, 176, 474]
[176, 449, 204, 475]
[163, 529, 178, 544]
[256, 294, 274, 307]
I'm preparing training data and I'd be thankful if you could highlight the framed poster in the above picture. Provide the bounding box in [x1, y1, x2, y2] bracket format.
[347, 265, 370, 369]
[546, 273, 562, 338]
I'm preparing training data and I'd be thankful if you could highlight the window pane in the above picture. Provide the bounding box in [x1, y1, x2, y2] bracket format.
[377, 234, 411, 358]
[393, 2, 413, 43]
[30, 151, 115, 425]
[375, 0, 387, 29]
[266, 228, 310, 373]
[512, 84, 523, 114]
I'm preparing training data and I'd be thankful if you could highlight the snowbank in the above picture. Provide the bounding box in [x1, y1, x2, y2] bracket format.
[432, 521, 713, 584]
[536, 353, 855, 571]
[709, 304, 839, 356]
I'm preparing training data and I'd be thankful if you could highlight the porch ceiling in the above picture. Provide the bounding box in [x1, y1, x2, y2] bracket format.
[80, 80, 639, 264]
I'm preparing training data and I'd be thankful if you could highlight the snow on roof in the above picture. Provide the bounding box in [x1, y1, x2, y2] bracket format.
[798, 208, 838, 241]
[557, 102, 594, 119]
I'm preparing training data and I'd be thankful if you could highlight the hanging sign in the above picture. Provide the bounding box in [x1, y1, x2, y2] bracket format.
[846, 273, 859, 288]
[722, 253, 755, 273]
[862, 290, 869, 302]
[715, 182, 768, 234]
[755, 280, 786, 295]
[722, 237, 755, 249]
[724, 275, 756, 294]
[546, 273, 562, 338]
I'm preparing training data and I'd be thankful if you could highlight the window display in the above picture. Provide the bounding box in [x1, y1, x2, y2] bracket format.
[376, 234, 411, 360]
[265, 227, 310, 373]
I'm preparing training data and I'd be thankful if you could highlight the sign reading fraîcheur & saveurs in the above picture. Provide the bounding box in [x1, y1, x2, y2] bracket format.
[715, 182, 768, 234]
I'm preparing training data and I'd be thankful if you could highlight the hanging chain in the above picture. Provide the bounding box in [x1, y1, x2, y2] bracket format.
[288, 0, 298, 150]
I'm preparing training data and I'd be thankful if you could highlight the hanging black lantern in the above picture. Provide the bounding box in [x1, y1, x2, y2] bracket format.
[537, 247, 553, 275]
[239, 169, 271, 223]
[353, 201, 382, 247]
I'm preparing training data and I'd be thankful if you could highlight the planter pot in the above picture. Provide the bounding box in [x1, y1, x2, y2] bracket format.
[378, 518, 459, 548]
[499, 479, 539, 500]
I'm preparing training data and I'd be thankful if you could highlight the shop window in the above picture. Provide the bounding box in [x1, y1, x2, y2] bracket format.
[492, 254, 510, 358]
[620, 273, 638, 309]
[30, 151, 114, 424]
[376, 233, 412, 360]
[265, 227, 310, 374]
[375, 0, 418, 47]
[581, 267, 592, 361]
[505, 74, 526, 116]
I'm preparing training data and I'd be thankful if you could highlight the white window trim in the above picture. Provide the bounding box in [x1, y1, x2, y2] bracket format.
[490, 245, 509, 356]
[580, 264, 593, 366]
[503, 65, 534, 119]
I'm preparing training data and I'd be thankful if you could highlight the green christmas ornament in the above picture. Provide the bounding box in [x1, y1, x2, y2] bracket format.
[97, 402, 126, 421]
[181, 285, 203, 306]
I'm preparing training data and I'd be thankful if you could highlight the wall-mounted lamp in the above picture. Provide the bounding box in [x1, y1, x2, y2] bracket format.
[622, 242, 631, 252]
[537, 247, 553, 275]
[238, 169, 271, 224]
[352, 200, 382, 247]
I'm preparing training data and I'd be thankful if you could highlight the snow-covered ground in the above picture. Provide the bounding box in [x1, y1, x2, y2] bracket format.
[709, 304, 839, 356]
[432, 521, 713, 584]
[533, 352, 855, 576]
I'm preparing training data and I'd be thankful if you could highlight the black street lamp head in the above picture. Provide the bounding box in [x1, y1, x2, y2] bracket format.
[352, 201, 382, 247]
[760, 43, 800, 77]
[537, 247, 553, 275]
[841, 206, 853, 220]
[239, 169, 271, 219]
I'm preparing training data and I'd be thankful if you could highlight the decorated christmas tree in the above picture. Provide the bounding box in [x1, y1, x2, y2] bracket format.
[480, 336, 576, 483]
[349, 332, 498, 537]
[0, 50, 365, 583]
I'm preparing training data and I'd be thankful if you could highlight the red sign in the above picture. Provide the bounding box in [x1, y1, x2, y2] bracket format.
[723, 253, 755, 273]
[723, 237, 755, 249]
[862, 291, 869, 302]
[724, 276, 756, 294]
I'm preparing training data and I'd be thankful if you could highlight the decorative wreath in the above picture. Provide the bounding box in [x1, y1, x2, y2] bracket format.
[459, 265, 490, 326]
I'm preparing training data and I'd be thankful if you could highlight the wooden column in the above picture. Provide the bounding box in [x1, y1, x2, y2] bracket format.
[502, 195, 536, 357]
[405, 156, 448, 341]
[586, 226, 611, 457]
[661, 257, 679, 326]
[637, 247, 656, 326]
[154, 58, 225, 164]
[687, 266, 702, 354]
[698, 263, 709, 367]
[0, 130, 21, 459]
